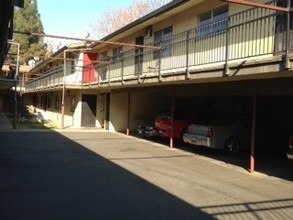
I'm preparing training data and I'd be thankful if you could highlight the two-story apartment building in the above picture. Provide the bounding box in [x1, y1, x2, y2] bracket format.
[23, 0, 293, 167]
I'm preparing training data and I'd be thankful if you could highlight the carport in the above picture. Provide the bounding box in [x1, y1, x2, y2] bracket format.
[123, 76, 293, 174]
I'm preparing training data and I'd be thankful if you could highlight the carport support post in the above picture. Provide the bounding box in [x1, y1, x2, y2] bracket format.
[169, 93, 175, 149]
[250, 94, 257, 174]
[61, 50, 67, 129]
[126, 91, 131, 136]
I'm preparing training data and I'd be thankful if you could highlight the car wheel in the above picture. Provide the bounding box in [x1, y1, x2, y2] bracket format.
[178, 129, 187, 145]
[225, 137, 241, 154]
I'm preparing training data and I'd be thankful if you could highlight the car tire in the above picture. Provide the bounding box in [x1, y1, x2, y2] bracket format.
[178, 129, 187, 145]
[225, 137, 241, 154]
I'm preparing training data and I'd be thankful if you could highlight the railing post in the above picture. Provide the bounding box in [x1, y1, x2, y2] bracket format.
[121, 59, 124, 85]
[138, 53, 141, 84]
[97, 64, 100, 87]
[158, 41, 162, 82]
[169, 92, 175, 149]
[285, 0, 291, 69]
[224, 17, 230, 76]
[108, 62, 111, 86]
[186, 30, 190, 79]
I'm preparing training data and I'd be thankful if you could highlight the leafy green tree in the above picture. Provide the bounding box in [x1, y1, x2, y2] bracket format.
[9, 0, 47, 65]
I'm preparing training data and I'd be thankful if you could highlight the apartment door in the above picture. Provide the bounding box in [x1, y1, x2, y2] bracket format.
[83, 53, 98, 83]
[81, 94, 97, 127]
[135, 36, 144, 75]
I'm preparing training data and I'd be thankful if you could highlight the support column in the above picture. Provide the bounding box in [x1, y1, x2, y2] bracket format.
[126, 92, 131, 136]
[169, 93, 175, 149]
[250, 94, 257, 174]
[61, 51, 66, 129]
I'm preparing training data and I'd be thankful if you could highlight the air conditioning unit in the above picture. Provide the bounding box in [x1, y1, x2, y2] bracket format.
[144, 26, 153, 39]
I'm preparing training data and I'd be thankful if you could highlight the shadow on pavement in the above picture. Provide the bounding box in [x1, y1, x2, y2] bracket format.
[199, 198, 293, 219]
[0, 131, 212, 220]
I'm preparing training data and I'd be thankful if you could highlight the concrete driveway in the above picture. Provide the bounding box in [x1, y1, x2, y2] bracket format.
[0, 130, 292, 220]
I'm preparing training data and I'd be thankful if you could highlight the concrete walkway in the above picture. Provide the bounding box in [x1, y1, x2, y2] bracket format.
[0, 131, 292, 220]
[0, 112, 13, 130]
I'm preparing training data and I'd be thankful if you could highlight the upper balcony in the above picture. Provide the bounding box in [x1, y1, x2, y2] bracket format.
[24, 2, 293, 93]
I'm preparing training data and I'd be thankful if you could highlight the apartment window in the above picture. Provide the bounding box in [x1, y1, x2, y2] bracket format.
[153, 26, 173, 59]
[112, 46, 123, 63]
[69, 55, 79, 74]
[198, 5, 228, 37]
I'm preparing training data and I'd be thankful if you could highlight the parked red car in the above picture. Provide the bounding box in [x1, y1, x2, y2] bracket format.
[153, 111, 196, 141]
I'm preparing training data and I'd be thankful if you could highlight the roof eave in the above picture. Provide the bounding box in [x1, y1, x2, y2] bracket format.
[91, 0, 190, 48]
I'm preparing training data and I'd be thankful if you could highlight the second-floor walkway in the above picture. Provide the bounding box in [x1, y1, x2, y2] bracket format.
[24, 0, 293, 93]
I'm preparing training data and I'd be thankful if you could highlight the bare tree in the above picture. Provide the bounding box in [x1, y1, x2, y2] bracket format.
[89, 0, 171, 39]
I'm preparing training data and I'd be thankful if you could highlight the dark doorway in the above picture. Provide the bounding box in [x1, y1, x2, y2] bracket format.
[135, 36, 144, 75]
[81, 94, 97, 127]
